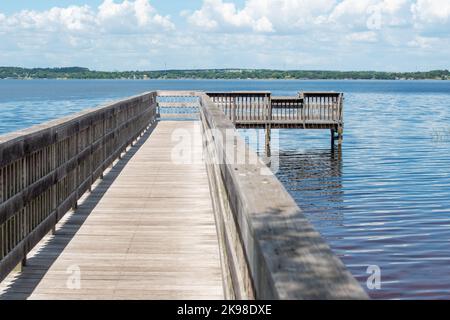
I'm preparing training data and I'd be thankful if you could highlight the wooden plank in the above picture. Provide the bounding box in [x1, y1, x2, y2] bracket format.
[0, 121, 224, 300]
[157, 91, 200, 97]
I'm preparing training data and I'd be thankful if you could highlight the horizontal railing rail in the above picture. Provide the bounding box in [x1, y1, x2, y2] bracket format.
[0, 92, 157, 282]
[156, 90, 200, 120]
[199, 93, 366, 299]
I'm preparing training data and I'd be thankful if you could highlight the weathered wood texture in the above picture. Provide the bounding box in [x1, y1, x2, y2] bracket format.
[199, 93, 367, 299]
[0, 121, 224, 300]
[0, 92, 158, 283]
[207, 91, 344, 129]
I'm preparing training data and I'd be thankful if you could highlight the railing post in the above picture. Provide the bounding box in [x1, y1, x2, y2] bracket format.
[337, 126, 344, 145]
[74, 126, 80, 209]
[265, 94, 272, 157]
[232, 96, 236, 124]
[331, 128, 336, 150]
[13, 255, 27, 272]
[338, 94, 344, 145]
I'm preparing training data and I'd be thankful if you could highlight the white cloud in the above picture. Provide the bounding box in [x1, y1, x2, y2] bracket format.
[346, 31, 378, 42]
[368, 0, 411, 28]
[329, 0, 374, 23]
[407, 35, 439, 48]
[0, 0, 449, 71]
[97, 0, 174, 32]
[0, 1, 175, 70]
[0, 0, 174, 34]
[188, 0, 337, 33]
[412, 0, 450, 22]
[185, 0, 450, 45]
[181, 0, 450, 70]
[328, 0, 411, 31]
[188, 0, 450, 35]
[411, 0, 450, 35]
[2, 6, 95, 32]
[187, 0, 274, 32]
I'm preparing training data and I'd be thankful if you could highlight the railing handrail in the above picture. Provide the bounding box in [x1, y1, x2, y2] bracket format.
[0, 92, 158, 282]
[0, 91, 156, 163]
[299, 91, 340, 97]
[156, 90, 201, 97]
[207, 91, 271, 97]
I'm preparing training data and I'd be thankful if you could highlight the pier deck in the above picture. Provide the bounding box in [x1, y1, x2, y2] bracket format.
[0, 90, 368, 300]
[0, 121, 224, 300]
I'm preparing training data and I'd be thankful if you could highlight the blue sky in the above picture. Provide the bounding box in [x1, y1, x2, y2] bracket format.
[0, 0, 449, 71]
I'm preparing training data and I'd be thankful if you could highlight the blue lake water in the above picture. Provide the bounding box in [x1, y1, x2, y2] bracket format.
[1, 79, 450, 299]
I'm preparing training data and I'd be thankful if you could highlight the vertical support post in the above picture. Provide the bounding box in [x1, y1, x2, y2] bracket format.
[337, 93, 344, 146]
[338, 126, 343, 145]
[265, 93, 272, 157]
[88, 119, 93, 196]
[157, 101, 160, 119]
[331, 128, 336, 150]
[14, 256, 27, 272]
[49, 225, 56, 236]
[75, 127, 80, 206]
[232, 96, 236, 124]
[51, 143, 57, 232]
[265, 125, 271, 157]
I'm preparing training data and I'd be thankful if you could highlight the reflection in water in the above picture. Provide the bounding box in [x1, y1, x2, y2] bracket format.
[276, 148, 344, 229]
[240, 128, 345, 229]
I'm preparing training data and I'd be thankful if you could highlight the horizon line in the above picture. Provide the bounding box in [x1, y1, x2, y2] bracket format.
[1, 66, 450, 73]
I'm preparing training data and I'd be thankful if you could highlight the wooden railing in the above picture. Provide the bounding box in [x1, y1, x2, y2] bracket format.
[207, 91, 343, 128]
[199, 93, 366, 299]
[207, 92, 271, 124]
[0, 92, 157, 282]
[300, 92, 343, 125]
[156, 90, 200, 120]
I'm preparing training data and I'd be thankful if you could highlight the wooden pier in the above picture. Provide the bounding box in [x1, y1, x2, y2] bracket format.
[206, 91, 344, 150]
[0, 90, 366, 300]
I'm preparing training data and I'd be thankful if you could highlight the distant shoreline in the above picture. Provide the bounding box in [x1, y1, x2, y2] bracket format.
[1, 78, 449, 81]
[1, 67, 449, 81]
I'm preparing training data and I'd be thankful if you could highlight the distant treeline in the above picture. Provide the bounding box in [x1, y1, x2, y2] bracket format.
[1, 67, 449, 80]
